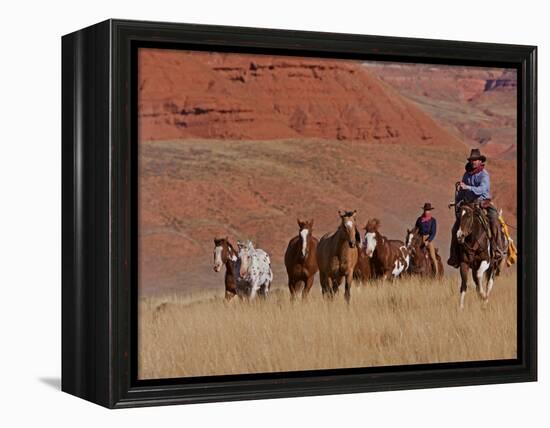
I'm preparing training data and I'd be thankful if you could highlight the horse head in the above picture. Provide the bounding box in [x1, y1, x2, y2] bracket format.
[338, 210, 359, 248]
[213, 237, 236, 272]
[405, 228, 414, 248]
[297, 218, 314, 257]
[405, 227, 422, 251]
[237, 240, 255, 277]
[457, 203, 476, 244]
[363, 218, 381, 258]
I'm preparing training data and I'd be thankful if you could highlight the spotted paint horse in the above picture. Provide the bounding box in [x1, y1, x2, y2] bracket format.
[237, 240, 273, 299]
[363, 219, 410, 281]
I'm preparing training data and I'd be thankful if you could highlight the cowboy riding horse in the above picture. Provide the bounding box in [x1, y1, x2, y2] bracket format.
[448, 148, 506, 269]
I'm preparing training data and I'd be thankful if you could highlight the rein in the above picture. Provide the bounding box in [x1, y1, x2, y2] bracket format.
[459, 209, 486, 255]
[461, 236, 481, 253]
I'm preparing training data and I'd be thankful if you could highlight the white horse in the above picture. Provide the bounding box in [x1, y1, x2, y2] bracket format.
[237, 240, 273, 299]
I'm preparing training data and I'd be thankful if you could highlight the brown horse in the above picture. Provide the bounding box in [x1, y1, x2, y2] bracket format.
[363, 219, 409, 281]
[284, 219, 319, 299]
[213, 237, 248, 301]
[316, 210, 360, 303]
[405, 228, 444, 278]
[354, 245, 376, 284]
[455, 202, 498, 308]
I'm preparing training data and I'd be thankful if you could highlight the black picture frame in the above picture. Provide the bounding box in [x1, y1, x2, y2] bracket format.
[62, 19, 537, 409]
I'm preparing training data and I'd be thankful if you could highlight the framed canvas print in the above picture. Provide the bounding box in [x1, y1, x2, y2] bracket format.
[62, 19, 537, 408]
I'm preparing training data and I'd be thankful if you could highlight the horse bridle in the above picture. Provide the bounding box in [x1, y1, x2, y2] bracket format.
[340, 222, 361, 247]
[458, 205, 484, 253]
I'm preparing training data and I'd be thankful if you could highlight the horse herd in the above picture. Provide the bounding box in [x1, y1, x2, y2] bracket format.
[212, 210, 445, 304]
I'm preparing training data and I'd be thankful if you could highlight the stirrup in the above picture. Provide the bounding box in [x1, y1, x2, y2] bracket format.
[447, 257, 459, 268]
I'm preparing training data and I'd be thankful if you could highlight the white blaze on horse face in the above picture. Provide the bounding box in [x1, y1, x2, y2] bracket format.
[344, 219, 356, 246]
[300, 228, 309, 257]
[213, 246, 223, 272]
[406, 232, 413, 248]
[457, 209, 467, 240]
[364, 232, 377, 257]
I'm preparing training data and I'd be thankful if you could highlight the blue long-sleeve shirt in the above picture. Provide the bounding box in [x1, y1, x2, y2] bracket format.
[457, 169, 491, 203]
[415, 216, 437, 242]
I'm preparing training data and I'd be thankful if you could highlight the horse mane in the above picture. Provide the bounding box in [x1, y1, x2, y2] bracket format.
[458, 201, 476, 211]
[214, 236, 228, 246]
[227, 241, 237, 255]
[237, 239, 255, 252]
[364, 218, 381, 232]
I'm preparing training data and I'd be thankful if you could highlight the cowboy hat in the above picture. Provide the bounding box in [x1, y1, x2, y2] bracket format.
[421, 202, 435, 211]
[467, 148, 486, 162]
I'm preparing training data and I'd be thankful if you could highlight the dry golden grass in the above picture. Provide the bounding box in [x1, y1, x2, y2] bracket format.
[138, 270, 517, 379]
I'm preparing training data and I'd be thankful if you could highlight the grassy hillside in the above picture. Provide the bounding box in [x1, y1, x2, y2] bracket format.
[138, 270, 517, 379]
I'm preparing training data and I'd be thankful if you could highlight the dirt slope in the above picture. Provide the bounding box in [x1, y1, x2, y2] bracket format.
[140, 49, 464, 147]
[362, 62, 517, 159]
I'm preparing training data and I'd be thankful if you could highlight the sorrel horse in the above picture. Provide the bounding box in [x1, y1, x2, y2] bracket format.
[213, 237, 247, 301]
[284, 219, 319, 300]
[455, 202, 500, 308]
[363, 219, 409, 281]
[316, 210, 360, 303]
[405, 228, 444, 278]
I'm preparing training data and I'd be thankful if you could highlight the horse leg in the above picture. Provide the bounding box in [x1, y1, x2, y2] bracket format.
[249, 278, 260, 300]
[437, 256, 444, 279]
[225, 275, 237, 301]
[459, 263, 469, 309]
[320, 271, 331, 298]
[486, 267, 496, 303]
[344, 272, 353, 304]
[332, 274, 342, 295]
[497, 256, 506, 277]
[288, 277, 297, 301]
[475, 260, 490, 301]
[472, 266, 481, 295]
[303, 275, 314, 300]
[259, 281, 269, 299]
